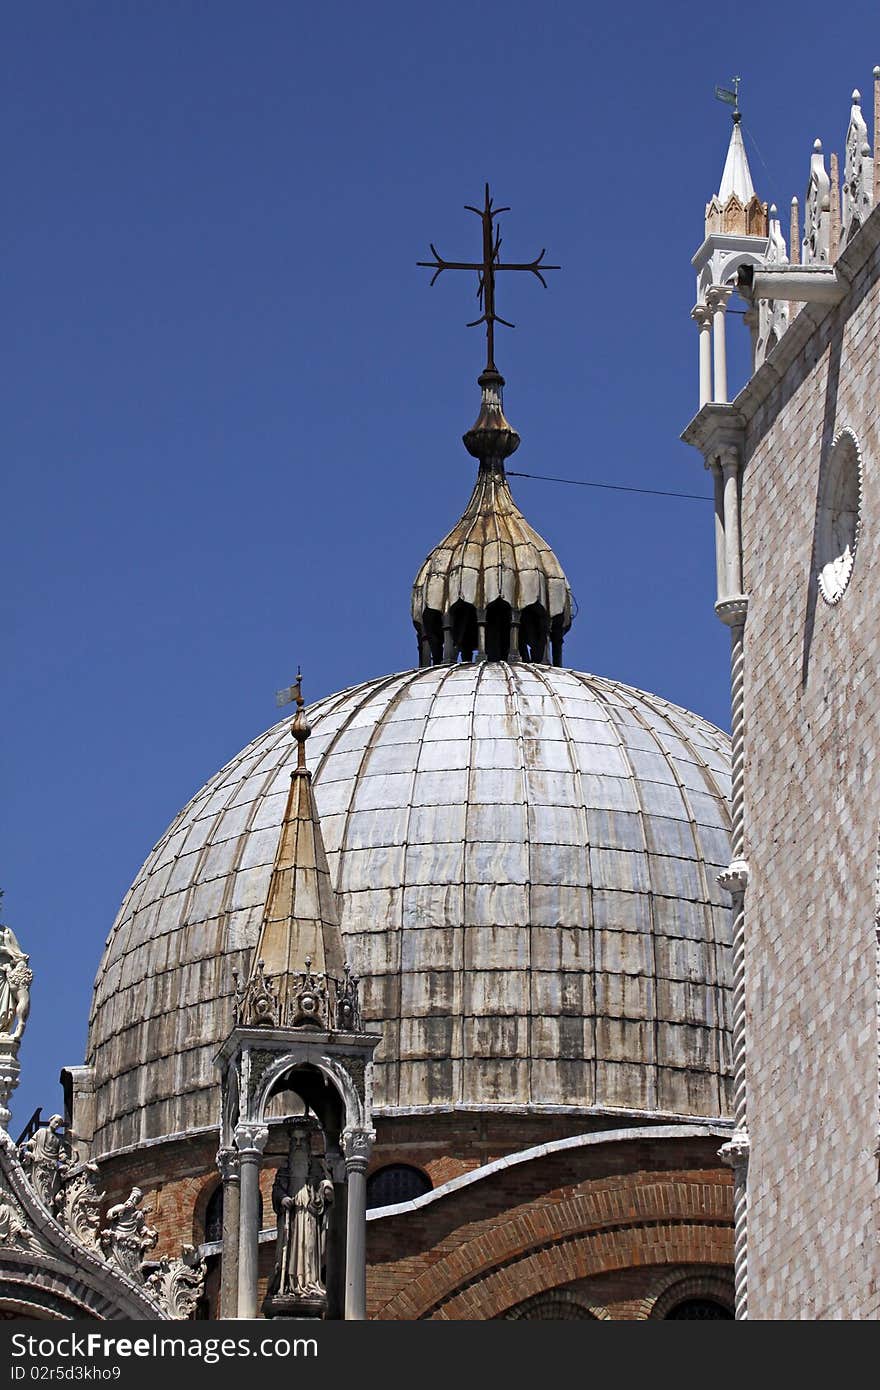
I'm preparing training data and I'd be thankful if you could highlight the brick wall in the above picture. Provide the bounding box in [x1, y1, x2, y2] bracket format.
[739, 233, 880, 1317]
[95, 1119, 731, 1318]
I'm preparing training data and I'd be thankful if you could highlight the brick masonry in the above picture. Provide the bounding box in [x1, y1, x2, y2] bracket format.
[738, 231, 880, 1317]
[95, 1121, 732, 1318]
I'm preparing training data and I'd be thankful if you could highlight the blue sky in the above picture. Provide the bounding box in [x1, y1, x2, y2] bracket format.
[3, 1, 877, 1128]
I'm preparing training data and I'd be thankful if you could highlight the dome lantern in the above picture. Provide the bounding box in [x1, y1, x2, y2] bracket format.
[413, 186, 572, 667]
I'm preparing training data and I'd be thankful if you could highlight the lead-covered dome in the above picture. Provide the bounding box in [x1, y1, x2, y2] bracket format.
[88, 662, 732, 1158]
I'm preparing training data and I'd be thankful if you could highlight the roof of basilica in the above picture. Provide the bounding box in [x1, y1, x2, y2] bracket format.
[88, 661, 733, 1158]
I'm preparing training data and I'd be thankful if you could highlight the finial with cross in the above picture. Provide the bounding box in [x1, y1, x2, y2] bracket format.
[418, 184, 559, 375]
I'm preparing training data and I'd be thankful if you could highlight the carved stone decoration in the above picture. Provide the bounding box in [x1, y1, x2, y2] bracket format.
[20, 1116, 70, 1212]
[59, 1163, 105, 1253]
[0, 1192, 28, 1247]
[341, 1125, 375, 1172]
[99, 1187, 159, 1279]
[754, 206, 790, 370]
[803, 139, 831, 265]
[843, 90, 874, 246]
[263, 1130, 334, 1319]
[146, 1245, 206, 1320]
[233, 961, 279, 1029]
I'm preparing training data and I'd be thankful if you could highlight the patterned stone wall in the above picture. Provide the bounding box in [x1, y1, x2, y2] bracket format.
[739, 226, 880, 1317]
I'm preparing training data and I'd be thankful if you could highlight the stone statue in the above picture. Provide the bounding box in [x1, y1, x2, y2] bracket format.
[99, 1187, 158, 1279]
[0, 927, 32, 1041]
[20, 1116, 70, 1210]
[264, 1132, 334, 1317]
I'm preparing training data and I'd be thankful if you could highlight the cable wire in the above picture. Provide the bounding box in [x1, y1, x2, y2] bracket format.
[506, 469, 713, 501]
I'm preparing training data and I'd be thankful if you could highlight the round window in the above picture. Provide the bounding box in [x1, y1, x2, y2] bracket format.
[817, 427, 863, 605]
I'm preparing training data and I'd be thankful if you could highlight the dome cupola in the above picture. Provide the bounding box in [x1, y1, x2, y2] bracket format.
[412, 186, 572, 668]
[411, 368, 573, 666]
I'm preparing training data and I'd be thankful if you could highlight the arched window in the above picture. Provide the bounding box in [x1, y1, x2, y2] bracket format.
[204, 1185, 224, 1243]
[666, 1298, 734, 1320]
[204, 1185, 264, 1243]
[366, 1164, 431, 1209]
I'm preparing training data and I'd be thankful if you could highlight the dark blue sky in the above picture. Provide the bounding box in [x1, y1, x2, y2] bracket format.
[3, 1, 876, 1127]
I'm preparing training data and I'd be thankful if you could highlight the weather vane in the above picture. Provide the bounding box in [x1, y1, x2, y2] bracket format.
[418, 184, 559, 375]
[714, 76, 742, 116]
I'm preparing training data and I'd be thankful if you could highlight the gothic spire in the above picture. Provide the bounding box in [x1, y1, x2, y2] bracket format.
[233, 675, 360, 1033]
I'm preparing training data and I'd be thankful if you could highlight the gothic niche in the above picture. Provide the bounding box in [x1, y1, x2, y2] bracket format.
[256, 1068, 348, 1321]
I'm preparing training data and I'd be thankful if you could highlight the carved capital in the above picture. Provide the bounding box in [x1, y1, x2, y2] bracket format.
[718, 1128, 750, 1172]
[718, 858, 750, 897]
[718, 444, 740, 476]
[706, 284, 734, 314]
[216, 1146, 240, 1185]
[691, 303, 713, 331]
[234, 1124, 268, 1159]
[714, 595, 749, 627]
[341, 1126, 375, 1173]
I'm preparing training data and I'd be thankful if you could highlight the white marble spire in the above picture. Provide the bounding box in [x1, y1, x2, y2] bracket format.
[717, 114, 756, 204]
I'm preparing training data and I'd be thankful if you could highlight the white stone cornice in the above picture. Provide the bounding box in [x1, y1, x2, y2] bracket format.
[681, 403, 746, 463]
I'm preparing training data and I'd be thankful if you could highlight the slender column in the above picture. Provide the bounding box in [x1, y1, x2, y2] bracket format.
[418, 634, 431, 668]
[874, 68, 880, 207]
[476, 608, 487, 662]
[721, 447, 742, 597]
[691, 303, 713, 408]
[715, 602, 750, 1320]
[508, 608, 520, 663]
[442, 615, 454, 664]
[235, 1123, 268, 1319]
[711, 462, 726, 603]
[217, 1146, 241, 1319]
[707, 286, 732, 403]
[342, 1126, 374, 1320]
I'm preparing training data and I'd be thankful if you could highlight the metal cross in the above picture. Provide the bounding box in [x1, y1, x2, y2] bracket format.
[418, 184, 559, 374]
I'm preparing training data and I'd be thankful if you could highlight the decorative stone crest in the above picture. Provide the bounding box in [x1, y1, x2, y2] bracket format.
[99, 1187, 159, 1279]
[59, 1163, 105, 1253]
[146, 1245, 207, 1319]
[803, 139, 831, 265]
[233, 961, 279, 1028]
[843, 90, 874, 245]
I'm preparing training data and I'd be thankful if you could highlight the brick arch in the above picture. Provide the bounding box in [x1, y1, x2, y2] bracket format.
[429, 1221, 731, 1320]
[504, 1289, 611, 1320]
[648, 1271, 735, 1320]
[375, 1174, 731, 1320]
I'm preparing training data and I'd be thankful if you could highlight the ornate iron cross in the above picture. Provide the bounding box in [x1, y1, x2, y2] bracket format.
[418, 184, 559, 374]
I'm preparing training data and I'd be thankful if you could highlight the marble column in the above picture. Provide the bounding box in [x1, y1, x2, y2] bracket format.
[235, 1123, 268, 1319]
[342, 1126, 374, 1321]
[692, 303, 713, 409]
[721, 447, 743, 597]
[216, 1146, 241, 1320]
[707, 285, 733, 404]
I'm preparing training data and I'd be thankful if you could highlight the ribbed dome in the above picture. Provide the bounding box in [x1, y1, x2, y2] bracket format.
[87, 663, 733, 1158]
[411, 470, 573, 628]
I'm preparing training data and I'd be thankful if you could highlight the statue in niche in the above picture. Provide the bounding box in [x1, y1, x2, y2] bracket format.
[0, 926, 32, 1041]
[264, 1130, 334, 1317]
